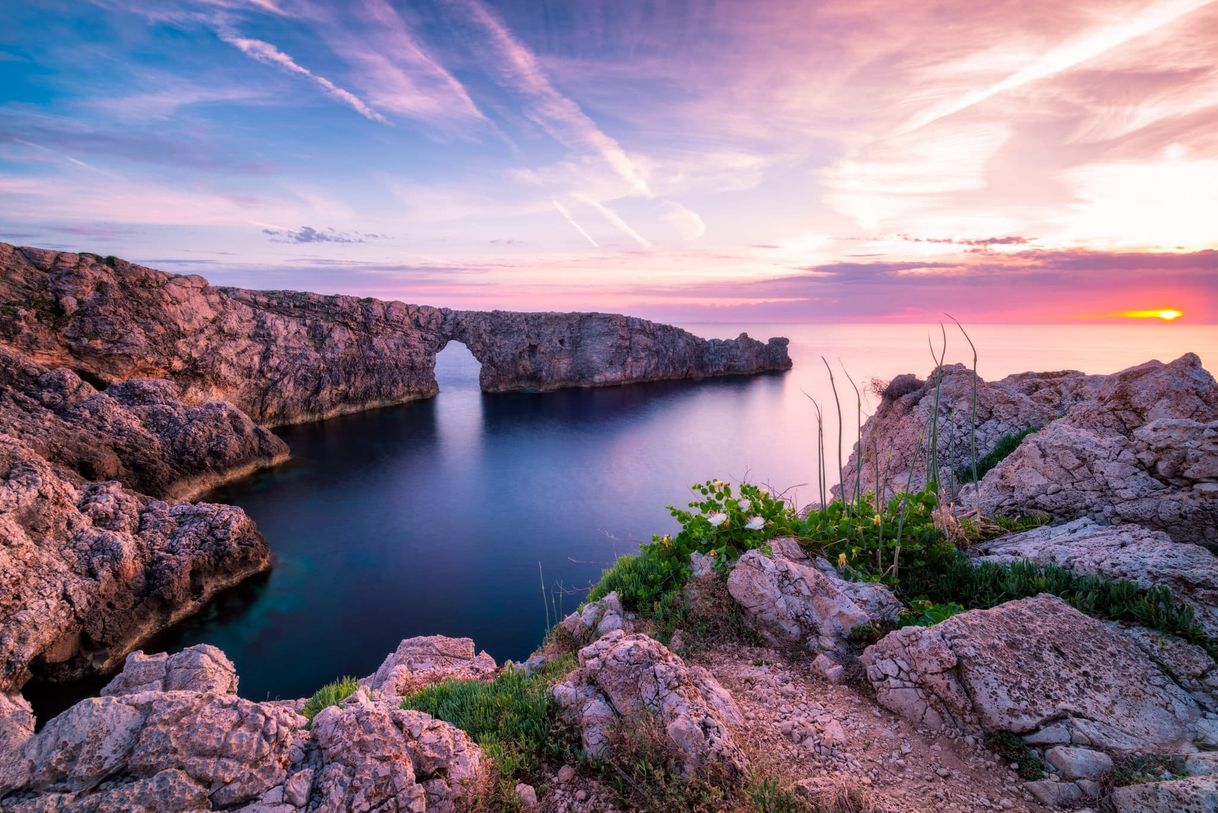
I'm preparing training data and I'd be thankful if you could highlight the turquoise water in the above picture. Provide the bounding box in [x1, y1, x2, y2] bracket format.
[28, 322, 1218, 712]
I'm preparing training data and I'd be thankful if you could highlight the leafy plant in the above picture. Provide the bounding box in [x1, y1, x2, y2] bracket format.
[589, 480, 794, 612]
[301, 675, 359, 723]
[899, 599, 965, 627]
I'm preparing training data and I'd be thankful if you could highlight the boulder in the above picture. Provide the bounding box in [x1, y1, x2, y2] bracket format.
[558, 592, 635, 646]
[360, 636, 497, 698]
[861, 595, 1200, 751]
[1107, 775, 1218, 812]
[975, 518, 1218, 635]
[311, 699, 485, 813]
[0, 434, 270, 692]
[0, 345, 287, 500]
[1113, 624, 1218, 712]
[552, 630, 746, 778]
[727, 548, 899, 651]
[101, 645, 238, 697]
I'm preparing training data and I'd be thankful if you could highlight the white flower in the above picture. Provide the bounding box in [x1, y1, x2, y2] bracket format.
[707, 512, 728, 527]
[738, 499, 752, 511]
[745, 516, 765, 530]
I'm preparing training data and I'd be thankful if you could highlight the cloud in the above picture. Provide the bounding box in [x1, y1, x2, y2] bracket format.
[574, 194, 651, 248]
[449, 0, 652, 196]
[663, 202, 707, 241]
[899, 0, 1218, 133]
[221, 35, 389, 124]
[551, 199, 599, 248]
[301, 0, 488, 127]
[261, 225, 384, 244]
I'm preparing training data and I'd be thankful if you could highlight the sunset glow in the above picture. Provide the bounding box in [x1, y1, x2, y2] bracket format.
[1122, 308, 1185, 320]
[1, 1, 1216, 322]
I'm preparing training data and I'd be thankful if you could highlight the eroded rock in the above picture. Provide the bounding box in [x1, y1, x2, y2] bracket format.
[840, 354, 1218, 544]
[0, 243, 791, 427]
[0, 345, 287, 499]
[360, 635, 497, 698]
[1, 641, 488, 812]
[0, 434, 270, 692]
[727, 548, 899, 651]
[552, 630, 746, 778]
[1107, 775, 1218, 812]
[976, 518, 1218, 635]
[558, 592, 636, 647]
[861, 595, 1200, 751]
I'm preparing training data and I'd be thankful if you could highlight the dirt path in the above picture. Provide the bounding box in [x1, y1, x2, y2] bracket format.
[695, 645, 1053, 813]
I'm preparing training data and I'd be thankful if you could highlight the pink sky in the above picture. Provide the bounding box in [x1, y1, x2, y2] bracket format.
[1, 0, 1216, 322]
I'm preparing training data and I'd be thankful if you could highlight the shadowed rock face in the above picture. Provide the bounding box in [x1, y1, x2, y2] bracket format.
[0, 345, 288, 501]
[0, 435, 270, 694]
[0, 243, 791, 427]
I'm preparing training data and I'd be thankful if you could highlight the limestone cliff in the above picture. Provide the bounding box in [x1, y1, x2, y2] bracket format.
[0, 243, 791, 427]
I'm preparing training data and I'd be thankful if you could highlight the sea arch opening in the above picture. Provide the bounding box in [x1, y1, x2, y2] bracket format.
[433, 339, 483, 394]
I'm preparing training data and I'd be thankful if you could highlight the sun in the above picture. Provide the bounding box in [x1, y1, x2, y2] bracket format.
[1120, 308, 1183, 321]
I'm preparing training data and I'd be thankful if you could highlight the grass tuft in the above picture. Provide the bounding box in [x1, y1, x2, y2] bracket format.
[956, 427, 1037, 484]
[302, 675, 359, 723]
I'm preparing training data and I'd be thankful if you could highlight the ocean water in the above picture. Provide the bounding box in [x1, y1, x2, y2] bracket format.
[25, 322, 1218, 713]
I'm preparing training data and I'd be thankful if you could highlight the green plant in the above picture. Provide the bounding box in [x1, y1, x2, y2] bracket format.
[401, 660, 576, 806]
[984, 732, 1043, 780]
[748, 775, 814, 812]
[956, 427, 1037, 484]
[899, 599, 965, 627]
[1109, 753, 1188, 786]
[589, 480, 795, 612]
[301, 675, 359, 723]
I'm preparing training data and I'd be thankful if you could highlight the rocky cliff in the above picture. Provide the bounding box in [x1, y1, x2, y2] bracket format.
[0, 243, 791, 427]
[838, 353, 1218, 546]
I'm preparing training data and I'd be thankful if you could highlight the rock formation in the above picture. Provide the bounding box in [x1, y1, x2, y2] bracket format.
[0, 434, 269, 692]
[976, 518, 1218, 635]
[727, 545, 900, 652]
[0, 243, 791, 428]
[0, 639, 488, 812]
[861, 595, 1203, 749]
[0, 345, 287, 500]
[360, 636, 497, 697]
[552, 629, 746, 778]
[841, 354, 1218, 545]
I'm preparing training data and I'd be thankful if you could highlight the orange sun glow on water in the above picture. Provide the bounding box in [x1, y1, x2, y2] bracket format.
[1120, 309, 1183, 321]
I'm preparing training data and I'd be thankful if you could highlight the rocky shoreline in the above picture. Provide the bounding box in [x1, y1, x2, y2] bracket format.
[1, 242, 1216, 811]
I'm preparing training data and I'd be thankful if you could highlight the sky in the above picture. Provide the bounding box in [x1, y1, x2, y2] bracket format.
[1, 0, 1216, 323]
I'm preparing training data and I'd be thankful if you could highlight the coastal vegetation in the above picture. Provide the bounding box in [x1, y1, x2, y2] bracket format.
[301, 675, 359, 723]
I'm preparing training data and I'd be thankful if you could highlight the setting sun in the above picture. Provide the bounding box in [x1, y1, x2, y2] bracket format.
[1121, 309, 1184, 320]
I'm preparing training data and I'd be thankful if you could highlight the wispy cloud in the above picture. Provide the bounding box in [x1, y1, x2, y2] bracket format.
[899, 0, 1218, 133]
[300, 0, 488, 127]
[574, 193, 651, 248]
[221, 34, 389, 124]
[551, 199, 599, 248]
[450, 0, 652, 196]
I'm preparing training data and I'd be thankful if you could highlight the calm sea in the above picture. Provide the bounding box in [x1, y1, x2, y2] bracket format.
[25, 322, 1217, 714]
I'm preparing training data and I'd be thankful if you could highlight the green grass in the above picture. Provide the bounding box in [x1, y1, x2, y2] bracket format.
[401, 660, 577, 806]
[302, 675, 359, 723]
[1110, 753, 1188, 786]
[956, 427, 1037, 484]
